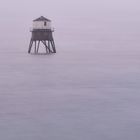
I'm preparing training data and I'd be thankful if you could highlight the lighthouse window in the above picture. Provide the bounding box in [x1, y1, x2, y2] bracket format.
[44, 22, 47, 26]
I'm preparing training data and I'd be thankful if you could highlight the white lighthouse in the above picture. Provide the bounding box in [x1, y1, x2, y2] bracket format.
[28, 16, 56, 54]
[32, 16, 52, 30]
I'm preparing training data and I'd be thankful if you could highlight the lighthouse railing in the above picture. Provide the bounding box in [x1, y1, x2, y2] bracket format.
[30, 27, 54, 32]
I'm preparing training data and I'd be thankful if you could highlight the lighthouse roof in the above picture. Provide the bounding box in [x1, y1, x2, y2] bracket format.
[33, 16, 51, 22]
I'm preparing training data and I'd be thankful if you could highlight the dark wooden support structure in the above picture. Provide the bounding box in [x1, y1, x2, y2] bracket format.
[28, 29, 56, 54]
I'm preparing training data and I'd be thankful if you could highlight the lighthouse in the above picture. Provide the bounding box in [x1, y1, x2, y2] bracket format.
[28, 16, 56, 54]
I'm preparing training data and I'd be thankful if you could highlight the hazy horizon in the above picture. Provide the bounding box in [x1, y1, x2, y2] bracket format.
[0, 0, 140, 52]
[0, 0, 140, 140]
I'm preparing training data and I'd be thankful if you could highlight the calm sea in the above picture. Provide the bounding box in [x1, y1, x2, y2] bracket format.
[0, 13, 140, 140]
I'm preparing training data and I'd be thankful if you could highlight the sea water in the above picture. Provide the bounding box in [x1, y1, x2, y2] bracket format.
[0, 12, 140, 140]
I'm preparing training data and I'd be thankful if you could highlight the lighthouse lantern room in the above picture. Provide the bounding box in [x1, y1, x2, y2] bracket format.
[28, 16, 56, 54]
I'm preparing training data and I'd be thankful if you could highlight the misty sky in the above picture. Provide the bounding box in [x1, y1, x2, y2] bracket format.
[0, 0, 139, 49]
[0, 0, 140, 20]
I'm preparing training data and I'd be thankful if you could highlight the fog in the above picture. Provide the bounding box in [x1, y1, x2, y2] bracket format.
[0, 0, 140, 19]
[0, 0, 140, 140]
[0, 0, 140, 50]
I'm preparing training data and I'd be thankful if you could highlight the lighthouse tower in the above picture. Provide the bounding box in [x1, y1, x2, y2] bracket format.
[28, 16, 56, 54]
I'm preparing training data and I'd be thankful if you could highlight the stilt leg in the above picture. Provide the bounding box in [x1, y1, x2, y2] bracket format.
[51, 40, 56, 53]
[37, 41, 40, 53]
[34, 41, 37, 54]
[48, 41, 51, 53]
[28, 39, 33, 53]
[45, 41, 48, 53]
